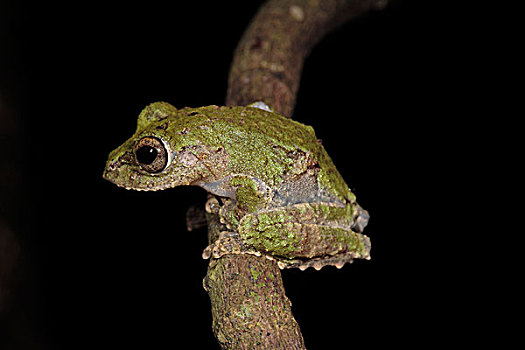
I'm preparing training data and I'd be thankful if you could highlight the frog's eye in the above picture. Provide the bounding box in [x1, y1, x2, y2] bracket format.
[135, 137, 169, 173]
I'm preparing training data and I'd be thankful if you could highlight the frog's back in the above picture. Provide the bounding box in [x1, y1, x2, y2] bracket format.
[198, 106, 353, 204]
[154, 104, 353, 204]
[194, 105, 318, 151]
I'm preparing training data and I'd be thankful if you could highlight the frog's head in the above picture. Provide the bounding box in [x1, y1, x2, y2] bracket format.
[103, 102, 227, 191]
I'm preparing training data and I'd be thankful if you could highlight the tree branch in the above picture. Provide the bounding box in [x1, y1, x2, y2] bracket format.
[226, 0, 388, 117]
[206, 1, 387, 348]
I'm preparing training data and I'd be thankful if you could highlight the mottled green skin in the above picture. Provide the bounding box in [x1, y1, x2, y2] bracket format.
[104, 102, 370, 269]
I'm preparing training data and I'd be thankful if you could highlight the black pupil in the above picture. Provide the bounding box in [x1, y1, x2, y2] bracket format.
[136, 146, 158, 165]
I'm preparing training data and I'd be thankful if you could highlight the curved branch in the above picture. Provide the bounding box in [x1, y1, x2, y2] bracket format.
[226, 0, 388, 116]
[207, 0, 387, 348]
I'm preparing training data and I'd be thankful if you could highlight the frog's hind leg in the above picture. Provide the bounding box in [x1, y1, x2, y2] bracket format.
[186, 205, 207, 231]
[281, 236, 371, 271]
[237, 203, 371, 270]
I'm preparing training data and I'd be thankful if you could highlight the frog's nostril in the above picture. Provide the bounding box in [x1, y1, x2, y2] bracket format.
[103, 161, 120, 181]
[107, 161, 119, 173]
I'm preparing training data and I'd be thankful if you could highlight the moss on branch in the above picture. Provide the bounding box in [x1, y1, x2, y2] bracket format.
[207, 0, 387, 348]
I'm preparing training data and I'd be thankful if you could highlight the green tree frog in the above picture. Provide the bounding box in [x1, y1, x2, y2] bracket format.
[103, 102, 370, 270]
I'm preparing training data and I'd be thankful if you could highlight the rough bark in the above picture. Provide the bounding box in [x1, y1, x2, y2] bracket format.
[226, 0, 388, 117]
[204, 207, 305, 349]
[207, 0, 387, 348]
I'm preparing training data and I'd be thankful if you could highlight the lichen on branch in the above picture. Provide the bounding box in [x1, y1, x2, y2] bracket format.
[226, 0, 388, 117]
[207, 0, 387, 348]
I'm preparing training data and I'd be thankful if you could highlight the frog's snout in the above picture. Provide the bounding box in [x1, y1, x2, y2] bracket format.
[102, 159, 119, 183]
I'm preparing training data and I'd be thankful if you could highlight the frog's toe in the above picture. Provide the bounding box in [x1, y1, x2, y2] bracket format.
[202, 231, 247, 260]
[202, 245, 213, 259]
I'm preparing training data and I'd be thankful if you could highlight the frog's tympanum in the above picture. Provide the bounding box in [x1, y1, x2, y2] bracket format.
[104, 102, 370, 270]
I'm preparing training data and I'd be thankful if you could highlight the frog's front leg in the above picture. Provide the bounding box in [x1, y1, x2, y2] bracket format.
[202, 175, 271, 259]
[202, 230, 262, 259]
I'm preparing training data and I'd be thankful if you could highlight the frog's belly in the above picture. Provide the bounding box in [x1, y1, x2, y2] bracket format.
[271, 172, 341, 208]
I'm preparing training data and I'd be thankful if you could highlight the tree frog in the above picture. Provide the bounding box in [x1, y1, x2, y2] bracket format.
[103, 102, 370, 270]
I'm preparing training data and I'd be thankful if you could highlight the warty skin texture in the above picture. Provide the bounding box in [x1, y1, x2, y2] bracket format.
[104, 102, 370, 269]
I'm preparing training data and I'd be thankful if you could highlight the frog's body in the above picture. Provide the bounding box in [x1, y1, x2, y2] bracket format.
[104, 102, 370, 269]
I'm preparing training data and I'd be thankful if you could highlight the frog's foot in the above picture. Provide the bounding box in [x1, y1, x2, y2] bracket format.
[202, 231, 262, 260]
[186, 205, 207, 231]
[279, 248, 371, 271]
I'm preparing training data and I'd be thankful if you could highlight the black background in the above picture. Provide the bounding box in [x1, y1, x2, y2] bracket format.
[1, 1, 468, 349]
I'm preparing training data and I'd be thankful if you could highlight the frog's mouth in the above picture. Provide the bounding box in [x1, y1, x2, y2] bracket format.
[103, 154, 165, 191]
[104, 153, 198, 192]
[103, 162, 172, 191]
[103, 160, 141, 190]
